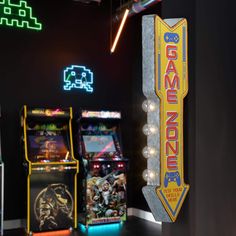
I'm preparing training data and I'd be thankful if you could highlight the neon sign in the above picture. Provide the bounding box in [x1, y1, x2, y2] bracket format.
[0, 0, 42, 30]
[63, 65, 94, 93]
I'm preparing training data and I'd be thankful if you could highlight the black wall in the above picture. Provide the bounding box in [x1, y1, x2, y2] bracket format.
[0, 0, 135, 220]
[161, 0, 236, 236]
[122, 0, 236, 235]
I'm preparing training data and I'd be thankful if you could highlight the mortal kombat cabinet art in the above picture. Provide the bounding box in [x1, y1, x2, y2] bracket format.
[32, 182, 74, 231]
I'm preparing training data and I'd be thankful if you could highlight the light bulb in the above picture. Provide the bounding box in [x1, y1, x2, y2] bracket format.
[142, 124, 157, 135]
[142, 169, 149, 181]
[142, 146, 157, 158]
[142, 169, 157, 182]
[142, 99, 156, 112]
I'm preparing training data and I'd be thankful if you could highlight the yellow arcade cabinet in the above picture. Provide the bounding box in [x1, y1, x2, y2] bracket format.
[21, 106, 79, 234]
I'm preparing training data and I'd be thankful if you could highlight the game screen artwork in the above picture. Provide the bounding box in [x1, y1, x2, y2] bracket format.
[33, 183, 74, 231]
[83, 135, 116, 153]
[86, 170, 127, 224]
[28, 131, 70, 162]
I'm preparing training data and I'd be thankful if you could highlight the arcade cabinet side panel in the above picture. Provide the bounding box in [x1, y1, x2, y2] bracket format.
[0, 105, 3, 235]
[29, 172, 75, 232]
[0, 163, 3, 236]
[77, 162, 87, 226]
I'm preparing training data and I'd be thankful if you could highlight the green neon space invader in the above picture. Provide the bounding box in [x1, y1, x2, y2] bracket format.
[0, 0, 42, 30]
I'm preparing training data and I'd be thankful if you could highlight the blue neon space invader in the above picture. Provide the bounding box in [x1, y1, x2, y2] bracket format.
[63, 65, 94, 93]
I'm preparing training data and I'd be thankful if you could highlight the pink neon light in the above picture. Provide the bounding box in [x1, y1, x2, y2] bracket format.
[95, 141, 114, 158]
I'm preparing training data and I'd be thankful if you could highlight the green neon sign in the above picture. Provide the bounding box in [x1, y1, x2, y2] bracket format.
[0, 0, 42, 30]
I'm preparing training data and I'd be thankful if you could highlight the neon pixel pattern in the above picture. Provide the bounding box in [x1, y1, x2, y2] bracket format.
[0, 0, 42, 30]
[63, 65, 94, 93]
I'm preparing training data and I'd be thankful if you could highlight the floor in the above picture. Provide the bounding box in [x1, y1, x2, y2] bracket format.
[3, 217, 162, 236]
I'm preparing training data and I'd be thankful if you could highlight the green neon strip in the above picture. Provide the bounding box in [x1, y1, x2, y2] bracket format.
[66, 74, 72, 81]
[0, 0, 42, 30]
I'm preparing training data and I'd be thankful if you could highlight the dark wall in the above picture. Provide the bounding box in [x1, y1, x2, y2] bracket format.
[195, 0, 236, 235]
[162, 0, 236, 236]
[0, 0, 134, 220]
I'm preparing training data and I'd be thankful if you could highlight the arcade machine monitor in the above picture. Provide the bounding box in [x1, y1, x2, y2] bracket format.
[83, 135, 116, 155]
[77, 110, 128, 227]
[27, 127, 70, 162]
[21, 106, 78, 234]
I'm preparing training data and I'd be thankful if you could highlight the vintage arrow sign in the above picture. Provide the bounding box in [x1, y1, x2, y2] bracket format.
[142, 15, 189, 222]
[155, 16, 189, 222]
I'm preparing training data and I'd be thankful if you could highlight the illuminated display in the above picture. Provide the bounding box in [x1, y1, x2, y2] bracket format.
[83, 135, 116, 153]
[81, 110, 121, 119]
[28, 134, 69, 162]
[31, 109, 66, 117]
[0, 0, 42, 30]
[63, 65, 94, 93]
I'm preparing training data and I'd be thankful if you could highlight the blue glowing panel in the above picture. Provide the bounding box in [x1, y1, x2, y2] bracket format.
[79, 223, 123, 236]
[63, 65, 94, 93]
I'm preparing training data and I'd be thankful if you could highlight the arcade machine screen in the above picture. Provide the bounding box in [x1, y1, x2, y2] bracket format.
[80, 123, 122, 160]
[27, 124, 71, 162]
[83, 135, 116, 154]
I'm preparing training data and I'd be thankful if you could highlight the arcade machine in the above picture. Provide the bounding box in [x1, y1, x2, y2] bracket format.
[21, 106, 79, 235]
[77, 110, 128, 227]
[0, 107, 4, 235]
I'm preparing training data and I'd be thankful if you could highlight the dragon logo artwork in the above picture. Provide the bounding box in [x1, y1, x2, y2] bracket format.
[34, 183, 74, 231]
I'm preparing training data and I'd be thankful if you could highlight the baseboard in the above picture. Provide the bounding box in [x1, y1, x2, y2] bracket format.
[3, 219, 25, 230]
[3, 208, 162, 230]
[128, 207, 162, 226]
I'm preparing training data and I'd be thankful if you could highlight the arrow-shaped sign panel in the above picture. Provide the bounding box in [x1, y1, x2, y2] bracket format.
[142, 15, 189, 222]
[155, 16, 189, 222]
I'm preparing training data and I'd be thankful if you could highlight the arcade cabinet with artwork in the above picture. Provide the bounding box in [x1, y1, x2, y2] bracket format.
[21, 106, 79, 234]
[77, 110, 128, 227]
[0, 107, 4, 235]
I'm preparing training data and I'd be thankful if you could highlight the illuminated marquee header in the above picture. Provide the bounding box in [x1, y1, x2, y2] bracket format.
[27, 108, 70, 118]
[81, 110, 121, 119]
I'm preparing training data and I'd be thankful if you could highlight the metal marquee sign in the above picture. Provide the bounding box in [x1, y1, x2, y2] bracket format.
[142, 14, 189, 222]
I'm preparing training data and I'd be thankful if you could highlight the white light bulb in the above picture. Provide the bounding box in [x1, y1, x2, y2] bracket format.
[142, 146, 157, 158]
[142, 100, 156, 112]
[142, 124, 157, 135]
[149, 170, 155, 179]
[142, 169, 157, 182]
[142, 169, 149, 181]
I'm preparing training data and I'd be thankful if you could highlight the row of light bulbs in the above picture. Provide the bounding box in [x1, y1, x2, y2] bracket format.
[142, 99, 158, 183]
